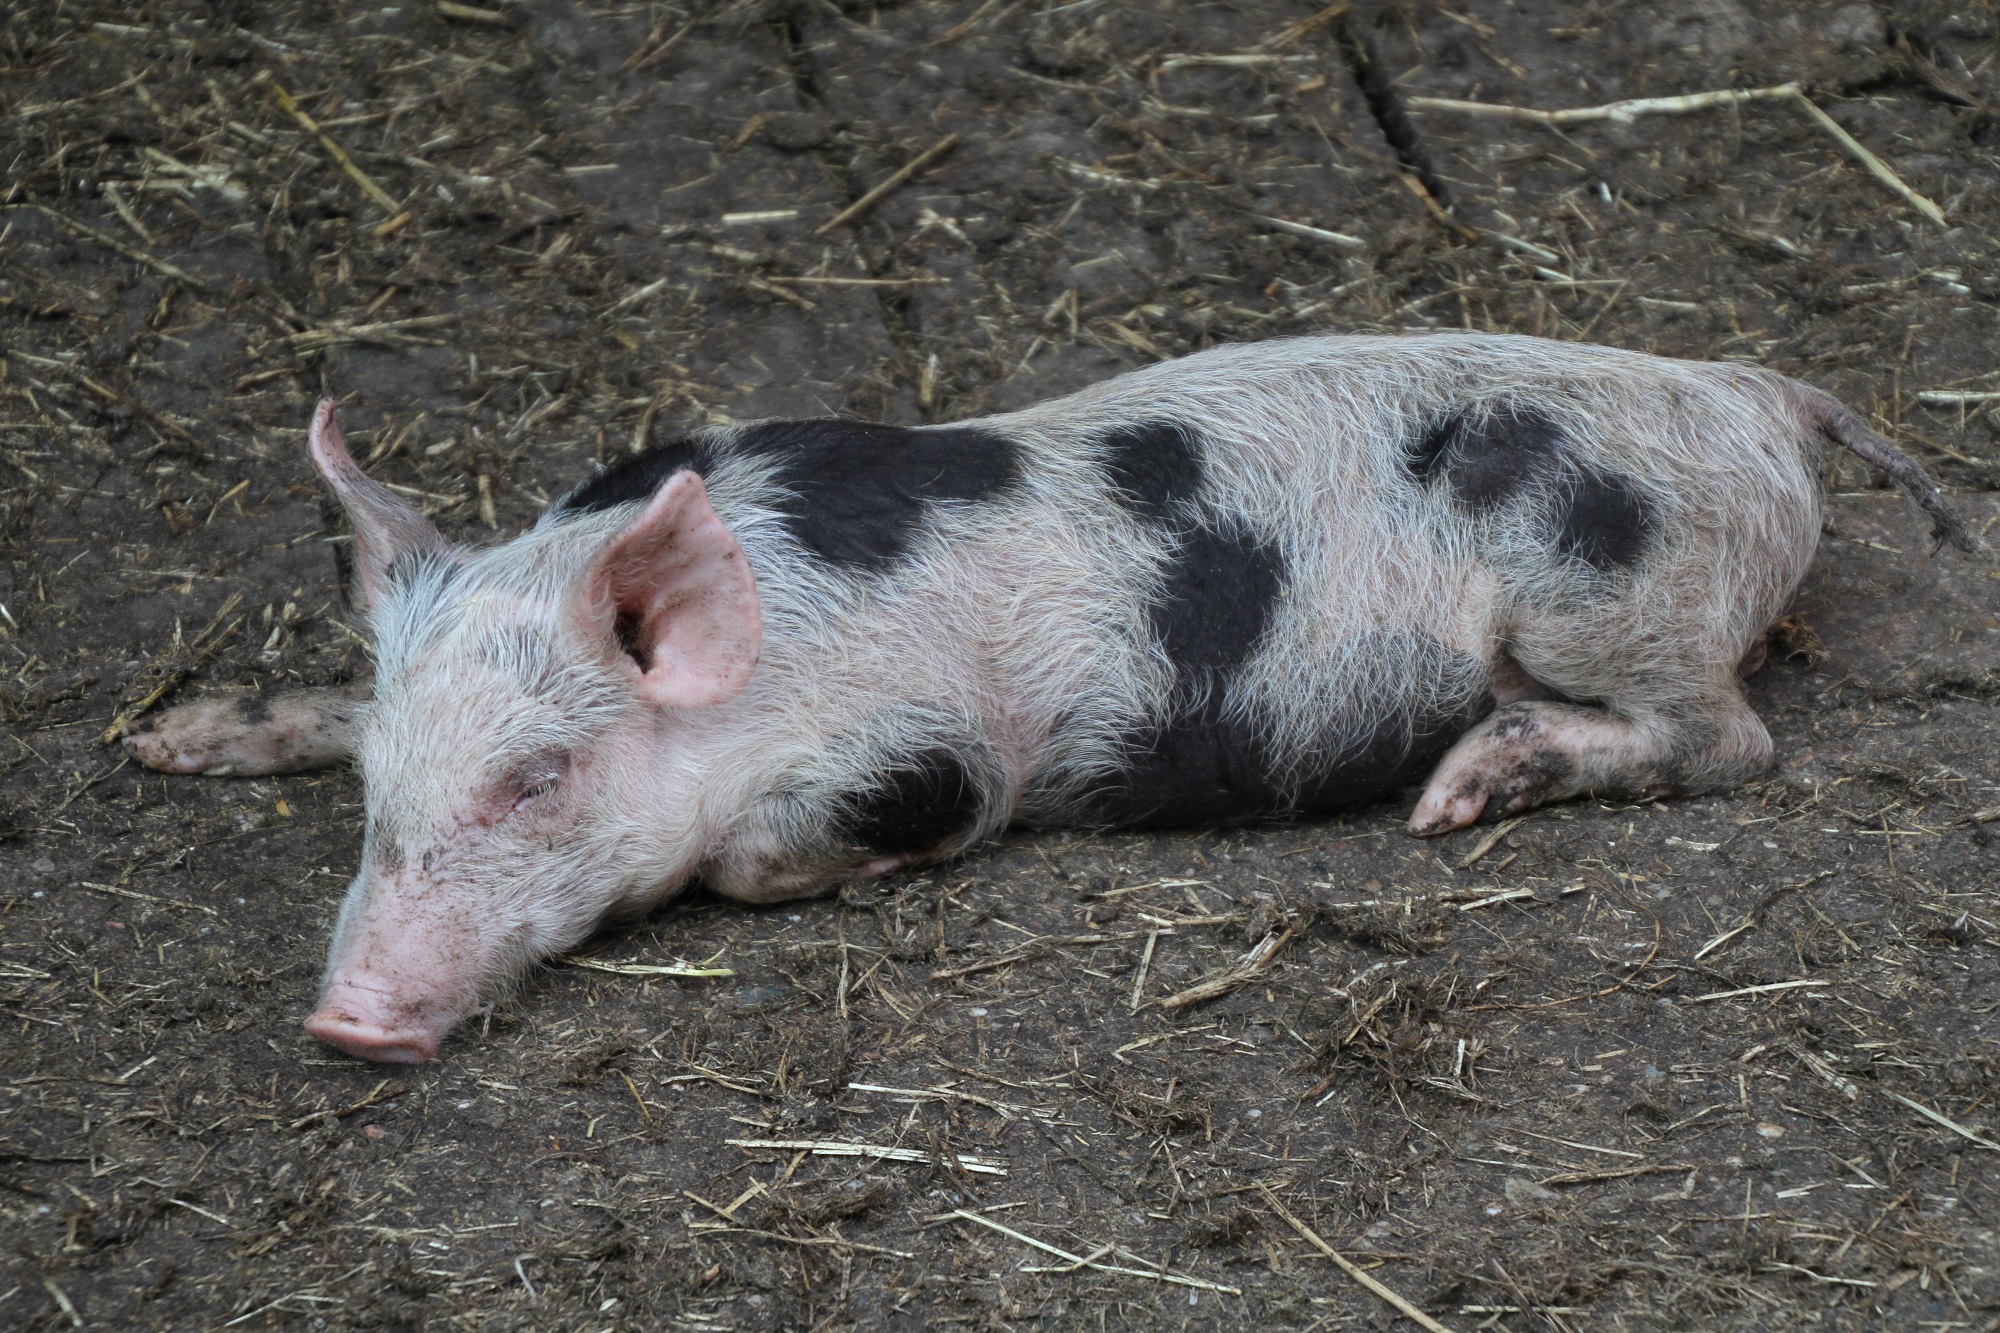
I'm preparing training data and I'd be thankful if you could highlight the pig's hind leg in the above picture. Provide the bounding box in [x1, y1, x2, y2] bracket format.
[1409, 673, 1772, 836]
[125, 682, 368, 776]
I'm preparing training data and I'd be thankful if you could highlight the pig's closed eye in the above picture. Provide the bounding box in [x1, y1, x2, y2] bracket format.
[509, 758, 567, 812]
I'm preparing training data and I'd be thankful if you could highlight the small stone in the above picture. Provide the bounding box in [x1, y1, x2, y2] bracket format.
[1504, 1176, 1561, 1207]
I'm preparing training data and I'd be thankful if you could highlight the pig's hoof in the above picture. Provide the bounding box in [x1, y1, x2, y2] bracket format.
[305, 1009, 438, 1064]
[1409, 783, 1490, 836]
[1410, 780, 1547, 836]
[123, 710, 233, 774]
[1411, 729, 1572, 836]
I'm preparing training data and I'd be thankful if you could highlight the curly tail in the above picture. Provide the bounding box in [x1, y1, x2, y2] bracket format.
[1811, 398, 1983, 554]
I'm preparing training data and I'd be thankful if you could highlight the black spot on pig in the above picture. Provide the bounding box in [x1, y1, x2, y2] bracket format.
[1101, 420, 1206, 527]
[1087, 693, 1477, 828]
[1081, 638, 1484, 827]
[1291, 701, 1482, 813]
[555, 434, 717, 515]
[844, 746, 985, 857]
[732, 420, 1022, 572]
[1078, 513, 1288, 825]
[1411, 406, 1652, 571]
[1087, 694, 1278, 827]
[554, 419, 1022, 572]
[1555, 468, 1652, 571]
[234, 693, 273, 725]
[1151, 521, 1285, 680]
[1518, 746, 1575, 793]
[1410, 405, 1566, 510]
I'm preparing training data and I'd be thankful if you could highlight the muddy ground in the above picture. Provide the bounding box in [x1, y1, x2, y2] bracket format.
[4, 1, 2000, 1329]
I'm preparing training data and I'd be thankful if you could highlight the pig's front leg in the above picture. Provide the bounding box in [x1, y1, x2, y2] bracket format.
[700, 843, 920, 905]
[124, 681, 370, 776]
[1409, 690, 1772, 835]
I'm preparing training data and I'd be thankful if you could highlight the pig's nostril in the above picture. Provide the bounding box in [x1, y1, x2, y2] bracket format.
[305, 1010, 437, 1064]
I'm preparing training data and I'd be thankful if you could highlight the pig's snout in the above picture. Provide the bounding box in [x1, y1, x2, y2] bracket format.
[306, 974, 446, 1064]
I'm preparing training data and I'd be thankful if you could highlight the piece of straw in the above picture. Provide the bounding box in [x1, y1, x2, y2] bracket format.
[1259, 1186, 1458, 1333]
[269, 78, 403, 215]
[815, 135, 960, 235]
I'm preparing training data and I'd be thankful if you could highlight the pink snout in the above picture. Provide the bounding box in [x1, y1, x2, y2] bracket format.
[305, 975, 446, 1064]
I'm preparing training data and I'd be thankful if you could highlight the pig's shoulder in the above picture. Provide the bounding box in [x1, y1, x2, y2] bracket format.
[548, 417, 1024, 574]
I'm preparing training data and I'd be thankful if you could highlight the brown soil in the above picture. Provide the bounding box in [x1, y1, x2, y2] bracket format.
[3, 2, 1999, 1330]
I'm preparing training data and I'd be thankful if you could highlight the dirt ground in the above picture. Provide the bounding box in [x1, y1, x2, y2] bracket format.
[4, 1, 2000, 1329]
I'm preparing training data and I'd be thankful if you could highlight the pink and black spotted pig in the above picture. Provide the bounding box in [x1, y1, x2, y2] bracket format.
[127, 332, 1979, 1063]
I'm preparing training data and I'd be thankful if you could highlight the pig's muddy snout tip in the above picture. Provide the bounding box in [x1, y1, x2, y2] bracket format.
[304, 1007, 440, 1065]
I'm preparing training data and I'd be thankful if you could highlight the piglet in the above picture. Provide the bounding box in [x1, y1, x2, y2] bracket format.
[127, 333, 1978, 1062]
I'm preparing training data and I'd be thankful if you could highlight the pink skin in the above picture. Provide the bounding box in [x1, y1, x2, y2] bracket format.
[302, 744, 619, 1064]
[306, 973, 451, 1065]
[305, 826, 514, 1063]
[1409, 702, 1632, 835]
[305, 796, 911, 1065]
[296, 402, 767, 1063]
[573, 471, 763, 709]
[1486, 651, 1557, 707]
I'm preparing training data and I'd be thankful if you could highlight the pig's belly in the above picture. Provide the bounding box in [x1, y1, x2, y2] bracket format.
[1028, 685, 1490, 830]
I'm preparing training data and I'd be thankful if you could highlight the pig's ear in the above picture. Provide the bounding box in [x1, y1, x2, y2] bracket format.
[307, 399, 451, 611]
[571, 470, 762, 709]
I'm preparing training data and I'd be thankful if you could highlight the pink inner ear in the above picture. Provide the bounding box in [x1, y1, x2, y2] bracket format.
[577, 471, 762, 709]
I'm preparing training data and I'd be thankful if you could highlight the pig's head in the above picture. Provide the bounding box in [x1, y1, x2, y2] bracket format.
[300, 400, 761, 1062]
